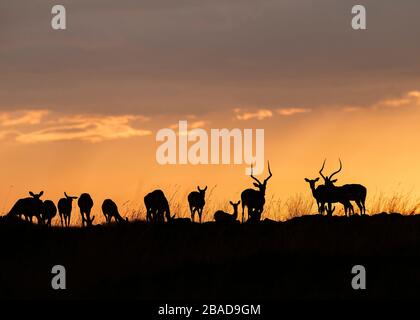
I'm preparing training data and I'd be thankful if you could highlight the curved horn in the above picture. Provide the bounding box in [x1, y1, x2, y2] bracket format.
[264, 161, 273, 184]
[329, 158, 343, 180]
[319, 159, 327, 181]
[250, 164, 263, 185]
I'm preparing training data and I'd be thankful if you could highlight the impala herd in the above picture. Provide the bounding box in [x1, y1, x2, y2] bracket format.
[3, 159, 367, 227]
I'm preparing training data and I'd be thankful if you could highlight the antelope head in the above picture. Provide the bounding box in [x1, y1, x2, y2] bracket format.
[197, 185, 207, 196]
[319, 159, 342, 187]
[250, 161, 273, 195]
[29, 191, 44, 199]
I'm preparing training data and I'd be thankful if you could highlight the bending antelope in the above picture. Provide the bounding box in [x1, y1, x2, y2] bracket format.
[78, 193, 95, 227]
[214, 200, 240, 223]
[58, 192, 77, 227]
[241, 162, 272, 222]
[7, 191, 44, 224]
[102, 199, 128, 224]
[304, 177, 354, 216]
[42, 200, 57, 226]
[188, 186, 207, 223]
[144, 189, 173, 223]
[319, 159, 367, 216]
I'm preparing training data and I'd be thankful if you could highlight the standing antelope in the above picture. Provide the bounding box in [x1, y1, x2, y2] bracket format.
[304, 177, 354, 216]
[58, 192, 78, 227]
[7, 191, 44, 224]
[144, 189, 173, 223]
[241, 162, 272, 222]
[214, 200, 240, 223]
[42, 200, 57, 226]
[187, 186, 207, 223]
[78, 193, 95, 226]
[319, 159, 367, 216]
[101, 199, 128, 224]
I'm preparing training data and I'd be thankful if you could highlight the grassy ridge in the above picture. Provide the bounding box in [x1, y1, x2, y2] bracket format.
[1, 213, 420, 299]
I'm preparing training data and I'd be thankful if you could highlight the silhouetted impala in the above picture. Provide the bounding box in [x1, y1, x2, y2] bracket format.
[241, 162, 272, 222]
[102, 199, 128, 224]
[188, 186, 207, 223]
[42, 200, 57, 226]
[214, 200, 240, 223]
[167, 214, 191, 224]
[305, 176, 354, 216]
[320, 159, 366, 216]
[78, 193, 95, 226]
[7, 191, 44, 224]
[58, 192, 77, 227]
[144, 189, 174, 223]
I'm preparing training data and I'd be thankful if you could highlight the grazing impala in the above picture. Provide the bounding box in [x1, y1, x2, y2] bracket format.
[7, 191, 44, 224]
[214, 200, 240, 223]
[144, 189, 173, 223]
[320, 159, 367, 216]
[187, 186, 207, 223]
[305, 177, 354, 216]
[241, 162, 272, 222]
[58, 192, 77, 227]
[101, 199, 128, 224]
[42, 200, 57, 226]
[78, 193, 95, 226]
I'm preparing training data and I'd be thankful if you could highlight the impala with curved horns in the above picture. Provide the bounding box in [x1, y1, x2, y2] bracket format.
[305, 177, 353, 216]
[241, 161, 272, 222]
[319, 159, 367, 216]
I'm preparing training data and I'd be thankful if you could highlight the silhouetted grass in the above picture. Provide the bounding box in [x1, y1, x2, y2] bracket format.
[26, 186, 420, 228]
[369, 190, 420, 215]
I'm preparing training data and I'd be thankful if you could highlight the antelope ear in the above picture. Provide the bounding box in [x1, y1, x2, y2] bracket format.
[304, 178, 310, 182]
[39, 191, 44, 197]
[204, 186, 207, 191]
[29, 191, 35, 197]
[315, 177, 320, 182]
[237, 201, 241, 205]
[331, 179, 338, 183]
[253, 183, 259, 188]
[229, 201, 234, 205]
[197, 186, 200, 191]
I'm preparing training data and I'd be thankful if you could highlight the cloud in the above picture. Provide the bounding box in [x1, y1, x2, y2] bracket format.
[0, 110, 49, 126]
[408, 91, 420, 98]
[0, 112, 152, 144]
[170, 120, 209, 136]
[235, 108, 273, 121]
[342, 106, 363, 113]
[373, 90, 420, 110]
[338, 90, 420, 114]
[276, 108, 311, 116]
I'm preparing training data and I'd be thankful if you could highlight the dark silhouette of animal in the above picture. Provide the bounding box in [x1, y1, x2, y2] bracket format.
[187, 186, 207, 223]
[305, 177, 354, 216]
[241, 162, 272, 222]
[167, 214, 191, 224]
[77, 193, 95, 226]
[42, 200, 57, 226]
[214, 200, 240, 222]
[304, 177, 325, 215]
[58, 192, 77, 227]
[320, 159, 367, 216]
[7, 191, 44, 224]
[101, 199, 128, 224]
[144, 189, 173, 223]
[325, 204, 336, 216]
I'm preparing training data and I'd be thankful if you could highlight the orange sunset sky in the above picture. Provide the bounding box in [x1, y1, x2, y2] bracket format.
[1, 1, 420, 221]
